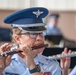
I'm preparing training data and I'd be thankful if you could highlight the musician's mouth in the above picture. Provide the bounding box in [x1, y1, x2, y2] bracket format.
[32, 43, 44, 47]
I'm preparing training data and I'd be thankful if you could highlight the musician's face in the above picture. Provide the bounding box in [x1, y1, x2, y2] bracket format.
[14, 32, 45, 54]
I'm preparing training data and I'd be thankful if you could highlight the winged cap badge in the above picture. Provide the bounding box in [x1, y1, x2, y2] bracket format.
[33, 10, 43, 18]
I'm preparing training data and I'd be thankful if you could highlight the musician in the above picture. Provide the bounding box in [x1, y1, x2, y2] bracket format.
[0, 7, 71, 75]
[45, 13, 62, 35]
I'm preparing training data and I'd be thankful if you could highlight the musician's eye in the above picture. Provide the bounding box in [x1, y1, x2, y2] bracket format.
[29, 33, 37, 38]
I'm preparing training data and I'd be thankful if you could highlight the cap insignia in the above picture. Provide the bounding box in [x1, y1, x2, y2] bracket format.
[33, 10, 43, 18]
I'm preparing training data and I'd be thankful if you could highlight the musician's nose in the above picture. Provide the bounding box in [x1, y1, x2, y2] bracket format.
[36, 34, 44, 41]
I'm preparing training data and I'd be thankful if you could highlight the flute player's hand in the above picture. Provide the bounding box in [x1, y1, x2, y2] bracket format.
[22, 45, 36, 70]
[0, 43, 12, 73]
[60, 47, 72, 75]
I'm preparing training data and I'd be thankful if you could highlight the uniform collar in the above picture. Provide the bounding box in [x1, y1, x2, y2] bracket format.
[11, 54, 49, 65]
[11, 54, 25, 64]
[12, 54, 20, 60]
[34, 54, 49, 65]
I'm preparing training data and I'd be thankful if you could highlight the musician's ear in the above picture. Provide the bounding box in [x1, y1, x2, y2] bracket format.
[13, 35, 21, 44]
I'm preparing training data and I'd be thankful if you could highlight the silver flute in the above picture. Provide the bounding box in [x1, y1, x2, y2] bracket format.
[49, 51, 76, 60]
[0, 44, 48, 57]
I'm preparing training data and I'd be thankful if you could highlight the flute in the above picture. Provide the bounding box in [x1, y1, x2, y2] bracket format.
[0, 44, 48, 57]
[49, 51, 76, 60]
